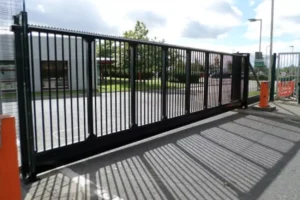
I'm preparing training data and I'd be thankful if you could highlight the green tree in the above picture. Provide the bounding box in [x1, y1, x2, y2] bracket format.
[227, 60, 232, 72]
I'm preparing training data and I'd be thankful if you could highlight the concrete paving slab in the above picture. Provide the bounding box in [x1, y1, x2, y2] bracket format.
[21, 110, 300, 200]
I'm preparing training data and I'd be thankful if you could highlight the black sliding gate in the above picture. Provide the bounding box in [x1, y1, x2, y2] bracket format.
[12, 12, 250, 180]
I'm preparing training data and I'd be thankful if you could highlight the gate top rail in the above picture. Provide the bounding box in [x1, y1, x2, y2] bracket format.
[278, 52, 300, 55]
[12, 23, 244, 57]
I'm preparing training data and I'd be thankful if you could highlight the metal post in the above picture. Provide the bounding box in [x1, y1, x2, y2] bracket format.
[21, 11, 36, 181]
[185, 50, 191, 114]
[85, 38, 95, 138]
[161, 47, 168, 120]
[243, 54, 250, 108]
[270, 53, 276, 102]
[269, 0, 275, 82]
[231, 55, 242, 101]
[12, 15, 29, 178]
[204, 52, 209, 109]
[259, 20, 262, 53]
[12, 12, 36, 181]
[129, 43, 137, 128]
[298, 82, 300, 104]
[218, 54, 223, 105]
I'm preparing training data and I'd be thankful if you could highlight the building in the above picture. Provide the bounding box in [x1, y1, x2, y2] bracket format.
[0, 34, 115, 93]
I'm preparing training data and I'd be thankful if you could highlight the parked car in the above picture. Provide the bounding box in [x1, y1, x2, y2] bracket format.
[210, 71, 231, 78]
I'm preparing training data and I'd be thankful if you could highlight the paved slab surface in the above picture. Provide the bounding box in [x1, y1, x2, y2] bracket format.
[21, 109, 300, 200]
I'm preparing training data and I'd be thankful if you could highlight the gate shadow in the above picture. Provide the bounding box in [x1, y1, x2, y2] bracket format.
[22, 112, 300, 200]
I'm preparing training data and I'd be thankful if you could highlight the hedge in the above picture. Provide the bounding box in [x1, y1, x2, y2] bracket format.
[168, 71, 200, 83]
[103, 69, 153, 80]
[249, 75, 268, 81]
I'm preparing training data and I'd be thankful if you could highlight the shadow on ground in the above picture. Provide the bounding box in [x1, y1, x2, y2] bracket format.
[22, 112, 300, 200]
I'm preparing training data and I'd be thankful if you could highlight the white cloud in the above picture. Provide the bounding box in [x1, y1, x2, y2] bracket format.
[26, 0, 242, 42]
[244, 0, 300, 40]
[250, 0, 255, 6]
[37, 4, 45, 13]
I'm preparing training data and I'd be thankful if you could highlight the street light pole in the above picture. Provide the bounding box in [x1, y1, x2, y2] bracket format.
[269, 0, 274, 82]
[248, 18, 262, 52]
[259, 20, 262, 52]
[266, 45, 270, 67]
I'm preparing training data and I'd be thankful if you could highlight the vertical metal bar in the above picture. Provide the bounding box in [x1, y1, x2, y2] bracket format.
[46, 33, 53, 149]
[147, 45, 150, 125]
[143, 45, 146, 125]
[270, 53, 276, 102]
[13, 15, 30, 177]
[62, 35, 68, 145]
[75, 37, 80, 141]
[219, 54, 224, 105]
[161, 47, 168, 120]
[54, 34, 60, 147]
[149, 45, 153, 124]
[123, 42, 126, 130]
[93, 40, 98, 136]
[29, 32, 37, 151]
[297, 54, 300, 103]
[276, 54, 280, 96]
[68, 35, 74, 143]
[109, 41, 113, 133]
[99, 39, 103, 136]
[204, 52, 209, 109]
[37, 32, 46, 151]
[154, 47, 158, 122]
[119, 42, 122, 131]
[243, 54, 250, 107]
[82, 39, 87, 139]
[185, 49, 191, 114]
[129, 42, 137, 128]
[114, 41, 117, 132]
[104, 40, 108, 134]
[85, 38, 94, 137]
[21, 11, 36, 179]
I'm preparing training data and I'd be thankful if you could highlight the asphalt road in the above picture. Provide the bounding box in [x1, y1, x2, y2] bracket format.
[3, 79, 259, 153]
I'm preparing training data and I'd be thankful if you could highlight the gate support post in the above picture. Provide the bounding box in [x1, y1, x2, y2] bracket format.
[185, 50, 191, 114]
[129, 42, 137, 128]
[218, 54, 224, 105]
[242, 53, 250, 108]
[270, 53, 276, 102]
[204, 52, 209, 109]
[231, 54, 242, 101]
[85, 37, 95, 138]
[161, 47, 168, 120]
[12, 11, 36, 181]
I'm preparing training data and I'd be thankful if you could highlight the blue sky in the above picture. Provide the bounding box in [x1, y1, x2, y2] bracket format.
[16, 0, 300, 58]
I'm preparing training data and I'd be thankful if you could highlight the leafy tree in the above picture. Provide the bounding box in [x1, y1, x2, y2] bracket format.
[227, 60, 232, 72]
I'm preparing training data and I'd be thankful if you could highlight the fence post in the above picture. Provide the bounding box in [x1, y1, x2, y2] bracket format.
[231, 54, 242, 101]
[218, 54, 223, 105]
[162, 47, 168, 120]
[204, 52, 209, 109]
[185, 50, 191, 114]
[12, 12, 36, 181]
[243, 53, 250, 108]
[85, 38, 95, 138]
[129, 42, 137, 128]
[269, 53, 276, 102]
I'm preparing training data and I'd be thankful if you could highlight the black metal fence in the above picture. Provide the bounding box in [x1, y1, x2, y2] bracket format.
[12, 12, 251, 180]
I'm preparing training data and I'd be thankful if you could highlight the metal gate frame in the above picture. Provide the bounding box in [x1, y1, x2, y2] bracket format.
[12, 11, 251, 181]
[276, 52, 300, 101]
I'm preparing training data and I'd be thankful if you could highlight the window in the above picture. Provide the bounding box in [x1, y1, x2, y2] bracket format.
[41, 61, 68, 89]
[0, 60, 17, 92]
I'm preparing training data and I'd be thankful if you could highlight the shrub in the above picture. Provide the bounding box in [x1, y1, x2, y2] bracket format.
[249, 75, 268, 81]
[136, 71, 153, 80]
[105, 69, 130, 78]
[168, 71, 199, 83]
